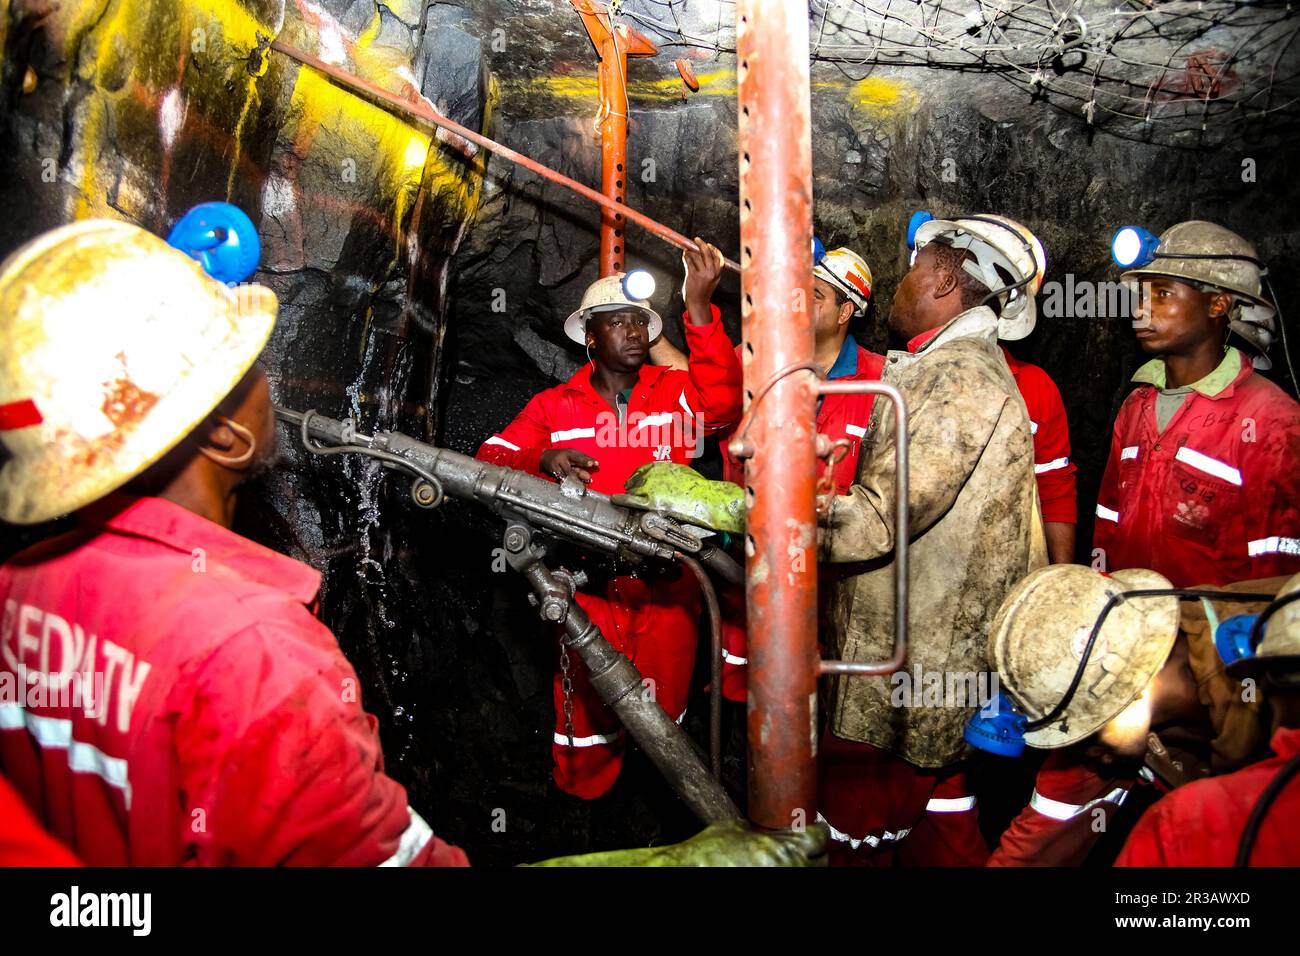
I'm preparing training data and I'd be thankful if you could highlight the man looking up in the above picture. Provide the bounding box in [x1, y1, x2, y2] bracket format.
[818, 214, 1049, 865]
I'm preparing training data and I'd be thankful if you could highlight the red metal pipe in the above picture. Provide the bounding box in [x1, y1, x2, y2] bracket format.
[270, 39, 740, 273]
[571, 1, 657, 276]
[737, 0, 819, 831]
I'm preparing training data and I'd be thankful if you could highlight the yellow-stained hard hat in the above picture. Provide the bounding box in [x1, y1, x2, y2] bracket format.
[0, 219, 278, 525]
[564, 273, 662, 345]
[989, 565, 1180, 748]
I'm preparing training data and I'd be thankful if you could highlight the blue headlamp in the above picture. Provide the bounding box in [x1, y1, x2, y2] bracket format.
[963, 689, 1028, 758]
[166, 202, 261, 285]
[907, 210, 934, 251]
[1216, 614, 1260, 666]
[1110, 225, 1161, 269]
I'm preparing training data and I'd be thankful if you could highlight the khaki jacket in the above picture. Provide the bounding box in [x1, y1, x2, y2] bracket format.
[822, 306, 1047, 767]
[1178, 577, 1288, 774]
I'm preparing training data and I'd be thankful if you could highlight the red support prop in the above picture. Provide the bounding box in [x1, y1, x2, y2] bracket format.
[735, 0, 820, 830]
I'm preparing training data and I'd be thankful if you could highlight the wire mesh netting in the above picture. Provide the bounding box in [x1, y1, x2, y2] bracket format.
[618, 0, 1300, 145]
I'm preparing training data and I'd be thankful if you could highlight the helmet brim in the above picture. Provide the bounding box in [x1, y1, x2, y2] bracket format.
[563, 303, 663, 346]
[1120, 262, 1277, 317]
[0, 283, 278, 525]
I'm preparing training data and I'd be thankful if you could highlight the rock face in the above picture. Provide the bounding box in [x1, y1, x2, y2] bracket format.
[1, 0, 1297, 865]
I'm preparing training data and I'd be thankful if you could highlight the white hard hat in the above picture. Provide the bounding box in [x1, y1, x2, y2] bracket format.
[0, 219, 278, 525]
[1121, 221, 1277, 370]
[814, 247, 873, 315]
[914, 214, 1047, 341]
[989, 564, 1180, 748]
[563, 273, 662, 345]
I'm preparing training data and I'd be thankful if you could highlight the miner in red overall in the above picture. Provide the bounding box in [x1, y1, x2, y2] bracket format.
[987, 228, 1079, 566]
[0, 220, 465, 866]
[1094, 221, 1300, 587]
[1002, 351, 1077, 564]
[1116, 574, 1300, 866]
[650, 242, 884, 701]
[476, 240, 741, 799]
[991, 222, 1298, 865]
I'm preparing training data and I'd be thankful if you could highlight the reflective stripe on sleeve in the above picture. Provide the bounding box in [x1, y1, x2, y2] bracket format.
[722, 649, 748, 666]
[1034, 457, 1069, 475]
[1030, 421, 1039, 434]
[0, 702, 133, 809]
[1248, 537, 1300, 558]
[925, 795, 977, 813]
[845, 424, 867, 439]
[1095, 504, 1120, 523]
[1029, 786, 1128, 821]
[378, 808, 435, 867]
[550, 427, 596, 443]
[485, 435, 520, 451]
[1175, 446, 1243, 486]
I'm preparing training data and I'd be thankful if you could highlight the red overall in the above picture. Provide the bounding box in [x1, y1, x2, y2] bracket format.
[987, 750, 1135, 866]
[1115, 728, 1300, 866]
[717, 336, 885, 701]
[1003, 347, 1078, 526]
[0, 494, 467, 866]
[1094, 351, 1300, 587]
[0, 774, 81, 866]
[817, 731, 988, 867]
[476, 309, 741, 798]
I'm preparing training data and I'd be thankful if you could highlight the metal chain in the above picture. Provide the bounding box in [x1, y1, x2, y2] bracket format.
[559, 642, 576, 747]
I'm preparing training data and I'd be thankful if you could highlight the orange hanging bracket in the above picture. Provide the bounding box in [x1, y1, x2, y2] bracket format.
[569, 0, 658, 276]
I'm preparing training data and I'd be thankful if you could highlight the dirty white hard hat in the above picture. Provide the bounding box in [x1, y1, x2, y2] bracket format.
[989, 564, 1180, 748]
[814, 247, 873, 316]
[563, 273, 662, 345]
[914, 214, 1047, 341]
[0, 219, 278, 525]
[1121, 220, 1277, 370]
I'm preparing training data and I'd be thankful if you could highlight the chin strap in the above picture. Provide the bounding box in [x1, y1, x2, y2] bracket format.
[200, 415, 257, 468]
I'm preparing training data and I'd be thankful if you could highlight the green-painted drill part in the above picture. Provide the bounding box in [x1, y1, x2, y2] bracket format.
[612, 462, 745, 534]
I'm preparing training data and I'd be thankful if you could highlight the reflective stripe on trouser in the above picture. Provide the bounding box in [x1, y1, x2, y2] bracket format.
[718, 583, 749, 703]
[818, 734, 988, 867]
[817, 813, 912, 850]
[716, 570, 840, 705]
[1029, 786, 1129, 821]
[551, 570, 699, 799]
[378, 808, 435, 866]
